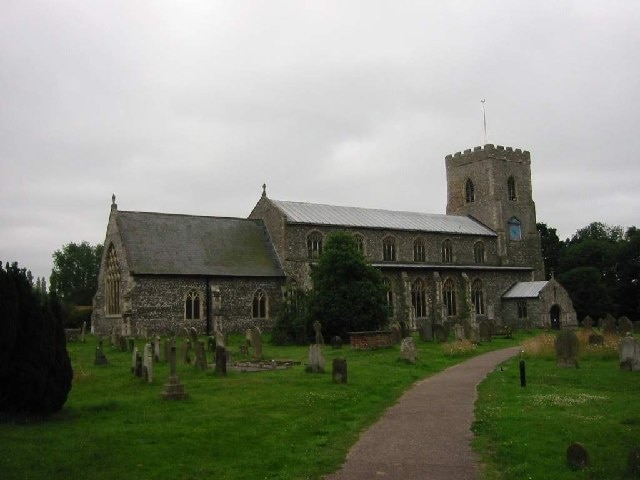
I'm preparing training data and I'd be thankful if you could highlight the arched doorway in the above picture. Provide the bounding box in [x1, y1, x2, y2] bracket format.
[550, 305, 561, 330]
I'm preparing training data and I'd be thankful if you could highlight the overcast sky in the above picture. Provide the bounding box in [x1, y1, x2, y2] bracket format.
[1, 1, 639, 282]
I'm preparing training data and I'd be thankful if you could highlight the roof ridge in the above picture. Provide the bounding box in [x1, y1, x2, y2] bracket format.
[271, 199, 464, 218]
[119, 210, 256, 222]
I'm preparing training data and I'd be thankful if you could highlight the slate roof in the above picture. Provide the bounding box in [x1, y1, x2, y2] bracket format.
[115, 211, 284, 277]
[502, 281, 549, 299]
[270, 199, 496, 236]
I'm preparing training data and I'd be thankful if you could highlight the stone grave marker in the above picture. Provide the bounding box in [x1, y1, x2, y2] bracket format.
[582, 316, 593, 330]
[332, 358, 347, 384]
[478, 321, 491, 342]
[417, 318, 433, 342]
[566, 442, 589, 470]
[215, 346, 227, 375]
[602, 314, 617, 334]
[80, 321, 87, 343]
[619, 334, 640, 371]
[618, 316, 634, 335]
[588, 333, 604, 346]
[131, 346, 138, 374]
[143, 343, 153, 383]
[94, 340, 108, 366]
[162, 345, 188, 400]
[135, 351, 143, 378]
[390, 322, 402, 345]
[248, 328, 263, 360]
[432, 324, 446, 343]
[153, 336, 161, 363]
[313, 320, 324, 345]
[182, 339, 192, 364]
[215, 325, 226, 349]
[400, 337, 417, 364]
[628, 447, 640, 477]
[110, 326, 117, 347]
[189, 326, 198, 343]
[127, 338, 135, 352]
[555, 330, 579, 368]
[307, 344, 325, 373]
[330, 335, 343, 349]
[194, 341, 207, 370]
[453, 323, 465, 341]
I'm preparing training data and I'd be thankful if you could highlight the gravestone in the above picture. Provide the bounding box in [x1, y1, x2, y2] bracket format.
[153, 336, 161, 363]
[135, 351, 143, 378]
[119, 335, 127, 352]
[332, 358, 347, 384]
[163, 339, 171, 363]
[194, 341, 207, 370]
[618, 334, 640, 371]
[462, 320, 472, 340]
[400, 337, 417, 364]
[618, 316, 634, 335]
[313, 320, 324, 345]
[162, 345, 188, 400]
[582, 316, 593, 330]
[478, 321, 491, 343]
[215, 326, 226, 349]
[602, 314, 617, 334]
[110, 326, 117, 347]
[453, 323, 465, 341]
[131, 346, 138, 374]
[330, 336, 343, 349]
[628, 447, 640, 477]
[307, 344, 325, 373]
[125, 319, 132, 337]
[417, 318, 433, 342]
[182, 339, 192, 365]
[566, 442, 589, 470]
[555, 330, 579, 368]
[143, 343, 153, 383]
[94, 340, 108, 365]
[189, 326, 198, 344]
[432, 324, 446, 343]
[588, 333, 604, 346]
[127, 338, 135, 352]
[207, 336, 215, 353]
[215, 346, 227, 375]
[247, 328, 263, 360]
[80, 321, 87, 343]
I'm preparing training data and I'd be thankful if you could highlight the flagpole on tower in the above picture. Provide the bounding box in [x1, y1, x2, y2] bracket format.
[481, 99, 488, 145]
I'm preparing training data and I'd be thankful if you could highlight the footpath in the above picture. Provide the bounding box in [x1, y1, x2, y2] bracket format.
[324, 346, 520, 480]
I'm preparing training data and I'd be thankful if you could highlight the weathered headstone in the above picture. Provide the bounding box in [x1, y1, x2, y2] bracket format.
[80, 321, 87, 343]
[194, 341, 207, 370]
[162, 345, 188, 400]
[330, 336, 343, 349]
[432, 324, 446, 343]
[582, 316, 593, 330]
[602, 314, 617, 334]
[143, 343, 153, 383]
[163, 338, 170, 363]
[119, 335, 127, 352]
[390, 322, 402, 344]
[566, 442, 589, 470]
[127, 338, 135, 352]
[215, 346, 227, 375]
[555, 330, 579, 368]
[313, 320, 324, 345]
[189, 326, 198, 344]
[478, 321, 491, 343]
[182, 339, 192, 365]
[307, 344, 325, 373]
[619, 334, 640, 371]
[588, 333, 604, 346]
[417, 318, 433, 342]
[153, 336, 161, 363]
[125, 319, 132, 337]
[135, 351, 143, 378]
[618, 316, 634, 336]
[247, 327, 263, 360]
[110, 326, 117, 347]
[453, 323, 465, 341]
[332, 358, 347, 384]
[131, 346, 138, 374]
[628, 447, 640, 477]
[94, 340, 108, 365]
[400, 337, 417, 364]
[215, 325, 226, 349]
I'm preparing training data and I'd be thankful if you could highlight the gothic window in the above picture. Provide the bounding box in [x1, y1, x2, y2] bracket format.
[441, 239, 453, 263]
[508, 217, 522, 241]
[413, 238, 426, 262]
[307, 231, 323, 259]
[472, 280, 485, 315]
[105, 244, 121, 315]
[411, 278, 427, 318]
[474, 241, 485, 264]
[185, 290, 201, 320]
[252, 290, 268, 319]
[443, 278, 457, 316]
[507, 176, 517, 201]
[383, 278, 394, 316]
[383, 236, 396, 261]
[354, 234, 365, 255]
[517, 300, 528, 319]
[465, 179, 475, 203]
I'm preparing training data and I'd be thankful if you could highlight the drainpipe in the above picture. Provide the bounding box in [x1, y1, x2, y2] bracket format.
[206, 276, 211, 335]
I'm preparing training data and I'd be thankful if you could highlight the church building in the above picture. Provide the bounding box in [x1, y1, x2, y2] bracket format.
[92, 144, 577, 335]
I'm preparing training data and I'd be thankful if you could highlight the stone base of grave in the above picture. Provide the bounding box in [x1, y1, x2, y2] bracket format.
[161, 375, 188, 400]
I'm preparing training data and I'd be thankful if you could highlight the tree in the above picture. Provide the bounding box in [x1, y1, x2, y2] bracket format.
[537, 222, 563, 279]
[615, 227, 640, 319]
[0, 262, 73, 417]
[50, 242, 103, 306]
[308, 232, 388, 339]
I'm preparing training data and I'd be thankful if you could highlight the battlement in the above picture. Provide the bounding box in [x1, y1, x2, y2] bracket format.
[445, 144, 530, 165]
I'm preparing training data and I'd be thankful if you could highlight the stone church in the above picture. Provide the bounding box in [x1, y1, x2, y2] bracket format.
[92, 143, 577, 335]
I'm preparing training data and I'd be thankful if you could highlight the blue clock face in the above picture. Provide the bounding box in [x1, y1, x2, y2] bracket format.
[509, 223, 522, 241]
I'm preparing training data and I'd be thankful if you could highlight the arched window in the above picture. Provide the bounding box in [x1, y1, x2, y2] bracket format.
[411, 278, 427, 318]
[443, 278, 456, 316]
[252, 290, 268, 319]
[185, 290, 201, 320]
[474, 241, 485, 264]
[508, 217, 522, 241]
[383, 278, 394, 316]
[507, 176, 517, 201]
[353, 234, 365, 255]
[383, 236, 396, 261]
[441, 239, 453, 263]
[413, 238, 426, 262]
[472, 280, 485, 315]
[307, 231, 323, 259]
[105, 244, 121, 315]
[465, 179, 475, 203]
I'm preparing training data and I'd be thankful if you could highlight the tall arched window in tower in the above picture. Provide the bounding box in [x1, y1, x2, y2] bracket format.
[411, 278, 427, 318]
[383, 236, 396, 261]
[441, 239, 453, 263]
[252, 289, 268, 319]
[443, 278, 457, 316]
[307, 231, 323, 259]
[185, 290, 201, 320]
[105, 244, 121, 315]
[474, 241, 485, 264]
[472, 279, 485, 315]
[383, 278, 394, 317]
[507, 176, 517, 201]
[508, 217, 522, 241]
[413, 238, 426, 262]
[465, 179, 475, 203]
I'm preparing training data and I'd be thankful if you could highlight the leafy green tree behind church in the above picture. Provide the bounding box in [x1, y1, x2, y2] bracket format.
[50, 241, 103, 306]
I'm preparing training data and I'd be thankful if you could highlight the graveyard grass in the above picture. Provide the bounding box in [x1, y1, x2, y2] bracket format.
[0, 333, 522, 480]
[473, 332, 640, 480]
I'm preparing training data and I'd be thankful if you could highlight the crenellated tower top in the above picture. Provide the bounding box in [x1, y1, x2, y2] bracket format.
[446, 144, 530, 167]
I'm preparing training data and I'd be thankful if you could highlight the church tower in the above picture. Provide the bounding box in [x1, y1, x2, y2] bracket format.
[445, 144, 545, 280]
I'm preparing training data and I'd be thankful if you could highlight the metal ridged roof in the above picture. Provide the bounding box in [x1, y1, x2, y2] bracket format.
[502, 281, 548, 299]
[271, 200, 497, 236]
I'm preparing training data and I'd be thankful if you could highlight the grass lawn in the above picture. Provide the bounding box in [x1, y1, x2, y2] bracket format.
[473, 332, 640, 480]
[1, 332, 524, 480]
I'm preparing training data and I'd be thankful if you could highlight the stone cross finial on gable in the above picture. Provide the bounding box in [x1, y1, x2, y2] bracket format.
[111, 194, 117, 210]
[262, 183, 267, 198]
